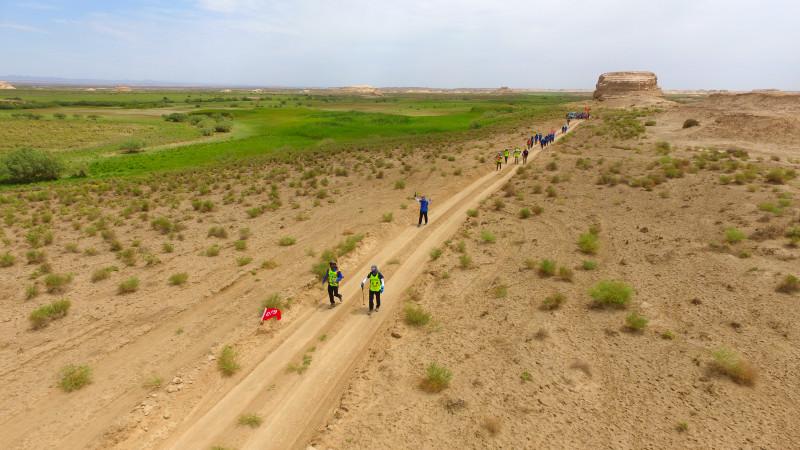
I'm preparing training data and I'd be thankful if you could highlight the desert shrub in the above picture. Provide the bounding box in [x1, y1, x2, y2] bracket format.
[776, 275, 799, 294]
[582, 260, 598, 270]
[118, 277, 139, 294]
[558, 266, 574, 282]
[214, 122, 232, 133]
[25, 284, 39, 300]
[578, 231, 599, 254]
[492, 284, 508, 298]
[541, 293, 565, 310]
[394, 180, 406, 190]
[205, 244, 220, 256]
[151, 217, 174, 234]
[480, 230, 496, 243]
[764, 168, 797, 184]
[710, 348, 756, 385]
[466, 209, 478, 218]
[44, 273, 72, 293]
[404, 304, 431, 327]
[537, 259, 556, 277]
[29, 299, 71, 329]
[493, 199, 505, 210]
[458, 254, 472, 269]
[645, 120, 657, 126]
[238, 228, 251, 240]
[278, 236, 296, 246]
[192, 199, 214, 212]
[429, 247, 443, 260]
[169, 272, 188, 286]
[545, 161, 558, 171]
[518, 208, 531, 219]
[218, 345, 240, 376]
[238, 413, 262, 428]
[91, 266, 117, 282]
[589, 280, 633, 308]
[261, 259, 278, 269]
[237, 256, 253, 266]
[119, 140, 145, 153]
[0, 252, 15, 267]
[1, 148, 63, 183]
[234, 240, 247, 251]
[724, 227, 746, 244]
[624, 312, 648, 332]
[545, 186, 557, 197]
[382, 212, 393, 223]
[208, 226, 228, 238]
[118, 248, 137, 266]
[261, 293, 286, 310]
[682, 118, 700, 129]
[59, 364, 92, 392]
[420, 362, 452, 392]
[531, 205, 544, 215]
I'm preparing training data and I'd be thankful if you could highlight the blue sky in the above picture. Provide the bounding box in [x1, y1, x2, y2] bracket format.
[1, 0, 798, 89]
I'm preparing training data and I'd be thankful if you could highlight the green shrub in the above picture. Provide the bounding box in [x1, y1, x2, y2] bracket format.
[394, 180, 406, 190]
[205, 244, 220, 256]
[0, 252, 14, 267]
[29, 299, 71, 329]
[208, 226, 228, 238]
[466, 209, 479, 218]
[541, 293, 565, 310]
[724, 227, 746, 244]
[776, 275, 799, 294]
[59, 364, 92, 392]
[480, 230, 496, 243]
[582, 260, 598, 270]
[91, 266, 117, 282]
[278, 236, 296, 246]
[382, 212, 393, 223]
[589, 280, 633, 308]
[492, 284, 508, 298]
[261, 293, 286, 310]
[118, 277, 139, 294]
[429, 248, 443, 260]
[518, 208, 531, 219]
[537, 259, 556, 277]
[234, 240, 247, 251]
[218, 345, 240, 376]
[151, 217, 174, 234]
[1, 148, 63, 183]
[44, 273, 72, 293]
[420, 362, 452, 392]
[237, 256, 253, 266]
[711, 348, 756, 385]
[458, 254, 472, 269]
[238, 413, 262, 428]
[169, 272, 188, 286]
[578, 231, 599, 254]
[558, 266, 574, 282]
[119, 140, 145, 153]
[404, 304, 431, 327]
[624, 312, 648, 331]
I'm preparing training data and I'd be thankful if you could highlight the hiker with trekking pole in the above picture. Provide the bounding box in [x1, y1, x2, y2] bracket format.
[321, 261, 344, 308]
[360, 265, 385, 314]
[414, 192, 431, 227]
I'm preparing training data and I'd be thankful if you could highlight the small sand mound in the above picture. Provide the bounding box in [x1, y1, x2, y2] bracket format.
[702, 91, 800, 114]
[0, 81, 16, 90]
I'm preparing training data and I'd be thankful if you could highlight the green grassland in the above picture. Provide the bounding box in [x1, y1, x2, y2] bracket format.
[0, 89, 587, 183]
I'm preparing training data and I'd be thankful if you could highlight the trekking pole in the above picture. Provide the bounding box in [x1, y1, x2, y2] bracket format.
[361, 286, 365, 306]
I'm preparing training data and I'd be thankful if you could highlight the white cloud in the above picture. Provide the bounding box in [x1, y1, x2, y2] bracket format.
[0, 22, 46, 33]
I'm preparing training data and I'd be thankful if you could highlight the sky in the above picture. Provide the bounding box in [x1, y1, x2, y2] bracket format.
[1, 0, 799, 90]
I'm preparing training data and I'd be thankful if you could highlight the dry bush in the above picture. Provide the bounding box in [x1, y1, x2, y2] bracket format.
[420, 363, 452, 393]
[710, 348, 756, 386]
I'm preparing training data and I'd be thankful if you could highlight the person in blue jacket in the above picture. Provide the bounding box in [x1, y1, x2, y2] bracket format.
[322, 261, 344, 308]
[415, 193, 431, 227]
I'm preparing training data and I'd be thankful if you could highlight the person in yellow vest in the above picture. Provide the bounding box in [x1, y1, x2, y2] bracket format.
[321, 261, 344, 308]
[360, 265, 385, 313]
[495, 152, 503, 171]
[503, 148, 510, 164]
[513, 147, 521, 164]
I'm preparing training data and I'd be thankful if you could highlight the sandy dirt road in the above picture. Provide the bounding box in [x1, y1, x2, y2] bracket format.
[163, 123, 580, 450]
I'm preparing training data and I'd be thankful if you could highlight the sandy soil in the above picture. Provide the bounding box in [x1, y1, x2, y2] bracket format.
[0, 114, 571, 449]
[315, 97, 800, 449]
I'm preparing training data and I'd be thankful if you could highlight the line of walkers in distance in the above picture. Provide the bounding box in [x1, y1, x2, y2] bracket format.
[495, 122, 570, 171]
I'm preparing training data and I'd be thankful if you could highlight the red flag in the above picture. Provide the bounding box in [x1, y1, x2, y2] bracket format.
[260, 307, 282, 323]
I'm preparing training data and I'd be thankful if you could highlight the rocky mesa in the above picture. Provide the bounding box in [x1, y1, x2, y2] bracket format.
[593, 71, 662, 100]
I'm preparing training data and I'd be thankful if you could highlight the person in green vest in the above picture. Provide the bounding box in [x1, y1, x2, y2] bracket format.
[321, 261, 344, 308]
[360, 265, 385, 313]
[503, 148, 510, 164]
[513, 147, 521, 164]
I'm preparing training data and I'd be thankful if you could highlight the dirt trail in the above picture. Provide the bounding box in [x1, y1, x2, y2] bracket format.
[164, 124, 580, 449]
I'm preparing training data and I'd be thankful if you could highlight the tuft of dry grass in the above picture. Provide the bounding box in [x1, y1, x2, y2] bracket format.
[420, 363, 452, 393]
[710, 348, 756, 386]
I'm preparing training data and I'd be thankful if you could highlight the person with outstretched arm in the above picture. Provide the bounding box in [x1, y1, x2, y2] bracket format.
[322, 261, 344, 308]
[360, 265, 385, 313]
[414, 193, 431, 227]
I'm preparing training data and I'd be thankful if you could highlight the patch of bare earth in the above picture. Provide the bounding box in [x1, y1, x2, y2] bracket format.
[315, 101, 800, 449]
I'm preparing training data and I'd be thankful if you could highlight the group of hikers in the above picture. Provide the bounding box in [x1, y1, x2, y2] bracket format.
[317, 118, 578, 314]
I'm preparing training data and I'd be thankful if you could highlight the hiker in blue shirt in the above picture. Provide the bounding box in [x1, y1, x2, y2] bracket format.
[321, 261, 344, 308]
[415, 193, 431, 227]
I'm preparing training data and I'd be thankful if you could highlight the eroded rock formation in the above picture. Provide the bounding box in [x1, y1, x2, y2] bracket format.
[593, 71, 662, 100]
